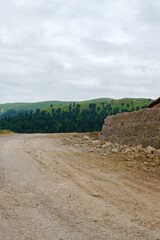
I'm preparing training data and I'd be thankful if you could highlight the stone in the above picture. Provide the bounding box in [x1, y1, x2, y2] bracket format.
[97, 145, 102, 148]
[93, 193, 100, 197]
[74, 144, 81, 147]
[83, 135, 90, 141]
[93, 219, 98, 222]
[92, 140, 100, 144]
[73, 133, 78, 137]
[124, 148, 130, 153]
[146, 146, 156, 154]
[65, 137, 70, 141]
[111, 148, 119, 154]
[114, 143, 119, 148]
[102, 142, 113, 147]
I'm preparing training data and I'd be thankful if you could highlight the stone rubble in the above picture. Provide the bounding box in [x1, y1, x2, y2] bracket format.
[62, 133, 160, 156]
[60, 133, 160, 171]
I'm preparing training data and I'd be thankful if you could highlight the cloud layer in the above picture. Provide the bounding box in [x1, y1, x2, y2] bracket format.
[0, 0, 160, 103]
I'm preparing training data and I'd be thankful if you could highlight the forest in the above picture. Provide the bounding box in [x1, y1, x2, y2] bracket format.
[0, 103, 147, 133]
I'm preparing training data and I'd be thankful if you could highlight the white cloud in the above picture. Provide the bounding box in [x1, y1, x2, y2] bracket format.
[0, 0, 159, 103]
[85, 55, 114, 65]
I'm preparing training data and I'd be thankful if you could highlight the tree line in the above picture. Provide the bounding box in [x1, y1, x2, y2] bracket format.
[0, 103, 146, 133]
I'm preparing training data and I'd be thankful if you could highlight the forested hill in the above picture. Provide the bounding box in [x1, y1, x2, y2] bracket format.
[0, 98, 152, 119]
[0, 100, 72, 119]
[0, 98, 113, 119]
[0, 98, 152, 133]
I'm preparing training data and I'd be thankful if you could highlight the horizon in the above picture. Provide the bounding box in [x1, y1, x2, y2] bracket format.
[0, 96, 155, 105]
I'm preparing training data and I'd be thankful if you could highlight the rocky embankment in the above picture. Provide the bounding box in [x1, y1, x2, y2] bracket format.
[99, 108, 160, 149]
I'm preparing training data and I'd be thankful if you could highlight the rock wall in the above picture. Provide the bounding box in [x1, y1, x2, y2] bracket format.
[99, 108, 160, 149]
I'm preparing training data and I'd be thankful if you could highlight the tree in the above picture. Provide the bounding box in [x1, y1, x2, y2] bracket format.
[69, 103, 72, 112]
[52, 108, 55, 114]
[89, 103, 96, 111]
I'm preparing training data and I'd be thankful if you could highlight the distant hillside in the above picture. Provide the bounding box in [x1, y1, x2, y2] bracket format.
[0, 98, 153, 134]
[0, 101, 71, 119]
[0, 98, 114, 119]
[45, 98, 152, 114]
[0, 98, 152, 119]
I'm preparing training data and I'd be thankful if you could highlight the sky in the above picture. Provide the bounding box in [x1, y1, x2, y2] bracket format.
[0, 0, 160, 103]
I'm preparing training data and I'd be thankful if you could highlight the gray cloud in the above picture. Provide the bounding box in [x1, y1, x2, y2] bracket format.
[0, 0, 160, 103]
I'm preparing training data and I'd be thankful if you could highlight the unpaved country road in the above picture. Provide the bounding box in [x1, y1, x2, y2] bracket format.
[0, 133, 160, 240]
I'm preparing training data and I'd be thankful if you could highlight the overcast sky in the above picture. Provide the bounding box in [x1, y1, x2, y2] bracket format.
[0, 0, 160, 103]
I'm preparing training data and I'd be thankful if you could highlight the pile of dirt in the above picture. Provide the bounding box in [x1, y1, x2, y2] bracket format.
[147, 97, 160, 108]
[99, 108, 160, 148]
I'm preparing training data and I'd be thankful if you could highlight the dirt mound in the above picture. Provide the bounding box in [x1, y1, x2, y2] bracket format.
[147, 97, 160, 108]
[99, 108, 160, 149]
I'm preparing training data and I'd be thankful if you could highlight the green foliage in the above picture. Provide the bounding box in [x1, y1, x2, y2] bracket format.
[0, 101, 71, 118]
[0, 98, 151, 134]
[0, 109, 33, 119]
[0, 98, 152, 119]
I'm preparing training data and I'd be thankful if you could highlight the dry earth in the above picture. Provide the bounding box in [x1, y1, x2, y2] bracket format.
[0, 133, 160, 240]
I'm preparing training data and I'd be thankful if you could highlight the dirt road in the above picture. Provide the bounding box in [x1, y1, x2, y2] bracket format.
[0, 133, 160, 240]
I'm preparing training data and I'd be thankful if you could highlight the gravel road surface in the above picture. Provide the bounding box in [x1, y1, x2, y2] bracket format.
[0, 133, 160, 240]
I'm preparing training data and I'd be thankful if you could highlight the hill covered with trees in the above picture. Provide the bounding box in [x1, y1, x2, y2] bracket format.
[0, 98, 151, 119]
[0, 98, 152, 133]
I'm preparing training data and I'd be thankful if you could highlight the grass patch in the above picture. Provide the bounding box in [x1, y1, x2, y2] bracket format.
[0, 130, 13, 134]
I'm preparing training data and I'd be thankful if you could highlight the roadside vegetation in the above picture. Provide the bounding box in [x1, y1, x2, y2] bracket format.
[0, 130, 13, 134]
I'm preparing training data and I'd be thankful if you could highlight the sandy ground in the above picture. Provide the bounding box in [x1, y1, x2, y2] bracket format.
[0, 133, 160, 240]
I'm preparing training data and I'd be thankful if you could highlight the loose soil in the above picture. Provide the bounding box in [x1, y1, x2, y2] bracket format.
[0, 133, 160, 240]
